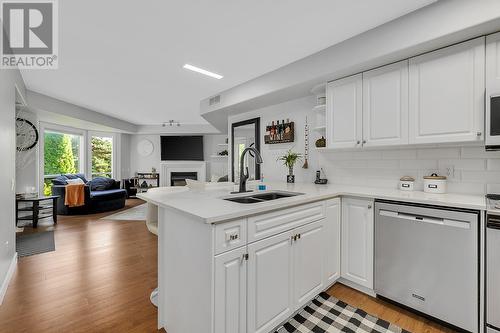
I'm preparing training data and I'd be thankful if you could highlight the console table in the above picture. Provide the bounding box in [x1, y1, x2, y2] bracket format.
[16, 196, 59, 228]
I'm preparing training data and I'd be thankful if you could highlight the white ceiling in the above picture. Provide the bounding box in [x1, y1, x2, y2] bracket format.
[21, 0, 436, 127]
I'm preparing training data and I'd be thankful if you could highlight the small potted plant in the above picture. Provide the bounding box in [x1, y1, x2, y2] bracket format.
[277, 149, 302, 183]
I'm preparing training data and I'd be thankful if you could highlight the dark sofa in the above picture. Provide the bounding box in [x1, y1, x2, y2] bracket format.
[51, 174, 127, 215]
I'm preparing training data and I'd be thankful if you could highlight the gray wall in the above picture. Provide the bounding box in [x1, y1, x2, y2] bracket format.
[0, 68, 26, 295]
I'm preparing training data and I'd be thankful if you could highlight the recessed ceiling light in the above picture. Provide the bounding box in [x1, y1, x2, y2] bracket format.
[183, 64, 223, 79]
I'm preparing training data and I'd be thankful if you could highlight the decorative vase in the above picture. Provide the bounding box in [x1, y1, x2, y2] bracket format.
[315, 136, 326, 148]
[287, 166, 295, 183]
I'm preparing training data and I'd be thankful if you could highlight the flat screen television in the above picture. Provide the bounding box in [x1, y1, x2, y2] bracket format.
[161, 136, 204, 161]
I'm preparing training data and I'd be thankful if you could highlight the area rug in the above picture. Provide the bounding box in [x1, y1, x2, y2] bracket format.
[16, 231, 55, 257]
[101, 203, 147, 221]
[276, 292, 409, 333]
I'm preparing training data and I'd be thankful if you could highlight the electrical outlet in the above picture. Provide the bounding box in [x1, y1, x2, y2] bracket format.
[444, 165, 456, 180]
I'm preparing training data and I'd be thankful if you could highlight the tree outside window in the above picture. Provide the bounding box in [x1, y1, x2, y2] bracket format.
[91, 136, 113, 179]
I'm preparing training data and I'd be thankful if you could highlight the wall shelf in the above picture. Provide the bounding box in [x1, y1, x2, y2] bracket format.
[211, 155, 228, 159]
[313, 126, 326, 131]
[313, 104, 326, 111]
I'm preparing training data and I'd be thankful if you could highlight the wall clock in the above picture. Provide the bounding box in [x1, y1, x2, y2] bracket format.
[137, 139, 154, 157]
[16, 118, 39, 151]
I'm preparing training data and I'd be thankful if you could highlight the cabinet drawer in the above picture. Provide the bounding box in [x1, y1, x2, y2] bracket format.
[214, 219, 247, 255]
[248, 201, 325, 242]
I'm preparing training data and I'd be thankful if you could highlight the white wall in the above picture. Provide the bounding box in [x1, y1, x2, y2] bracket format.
[128, 134, 228, 181]
[229, 96, 320, 184]
[129, 134, 162, 177]
[0, 69, 26, 303]
[15, 109, 39, 194]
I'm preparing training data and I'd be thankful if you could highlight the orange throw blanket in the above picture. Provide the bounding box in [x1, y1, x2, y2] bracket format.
[64, 184, 85, 207]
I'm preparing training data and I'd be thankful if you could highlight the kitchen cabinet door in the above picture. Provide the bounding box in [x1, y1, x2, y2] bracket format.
[341, 197, 374, 289]
[363, 61, 409, 147]
[214, 246, 247, 333]
[247, 231, 294, 333]
[324, 198, 341, 286]
[486, 32, 500, 147]
[326, 74, 363, 149]
[409, 37, 485, 144]
[293, 220, 325, 309]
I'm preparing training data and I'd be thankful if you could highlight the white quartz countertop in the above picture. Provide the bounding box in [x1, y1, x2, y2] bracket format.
[137, 183, 486, 224]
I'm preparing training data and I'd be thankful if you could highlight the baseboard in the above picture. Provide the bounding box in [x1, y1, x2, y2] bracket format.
[0, 252, 17, 305]
[337, 278, 376, 298]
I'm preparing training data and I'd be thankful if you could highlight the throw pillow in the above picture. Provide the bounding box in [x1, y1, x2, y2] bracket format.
[64, 173, 88, 183]
[66, 178, 84, 185]
[52, 175, 69, 185]
[89, 177, 115, 191]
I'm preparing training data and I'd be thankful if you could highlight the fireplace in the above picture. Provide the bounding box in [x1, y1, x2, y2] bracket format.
[170, 172, 198, 186]
[160, 161, 206, 186]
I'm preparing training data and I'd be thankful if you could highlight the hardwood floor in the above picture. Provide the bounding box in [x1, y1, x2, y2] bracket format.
[326, 284, 456, 333]
[1, 199, 162, 333]
[2, 200, 454, 332]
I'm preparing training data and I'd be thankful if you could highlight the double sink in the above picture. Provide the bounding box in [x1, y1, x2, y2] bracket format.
[223, 191, 303, 204]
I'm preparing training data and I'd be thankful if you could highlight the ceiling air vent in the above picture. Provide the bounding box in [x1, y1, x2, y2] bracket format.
[209, 95, 221, 106]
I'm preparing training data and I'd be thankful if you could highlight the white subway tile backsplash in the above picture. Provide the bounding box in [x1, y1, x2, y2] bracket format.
[461, 147, 500, 159]
[368, 160, 400, 169]
[487, 159, 500, 171]
[400, 159, 438, 170]
[461, 171, 500, 183]
[438, 159, 486, 171]
[381, 149, 417, 160]
[487, 184, 500, 194]
[321, 146, 500, 195]
[417, 148, 460, 159]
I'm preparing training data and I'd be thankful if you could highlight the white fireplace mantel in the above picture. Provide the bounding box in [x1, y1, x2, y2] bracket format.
[160, 161, 206, 186]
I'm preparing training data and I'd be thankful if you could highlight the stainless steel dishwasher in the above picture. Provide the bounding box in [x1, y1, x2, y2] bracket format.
[374, 201, 479, 333]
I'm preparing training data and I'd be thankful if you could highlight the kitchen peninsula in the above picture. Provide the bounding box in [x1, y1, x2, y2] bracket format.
[138, 183, 486, 333]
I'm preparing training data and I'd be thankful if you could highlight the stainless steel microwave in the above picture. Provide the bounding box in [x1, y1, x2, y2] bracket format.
[487, 95, 500, 150]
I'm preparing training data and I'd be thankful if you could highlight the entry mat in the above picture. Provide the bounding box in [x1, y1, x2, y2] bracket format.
[16, 231, 55, 257]
[276, 292, 409, 333]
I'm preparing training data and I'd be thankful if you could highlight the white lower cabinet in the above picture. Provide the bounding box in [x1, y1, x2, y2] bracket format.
[247, 230, 294, 333]
[292, 220, 325, 309]
[341, 197, 374, 290]
[324, 198, 341, 285]
[213, 200, 345, 333]
[214, 246, 247, 333]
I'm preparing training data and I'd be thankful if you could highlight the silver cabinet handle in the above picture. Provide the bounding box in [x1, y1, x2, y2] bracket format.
[362, 140, 367, 144]
[356, 140, 361, 145]
[477, 132, 482, 137]
[368, 204, 372, 209]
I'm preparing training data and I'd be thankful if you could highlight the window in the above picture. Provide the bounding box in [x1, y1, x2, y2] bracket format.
[43, 130, 84, 195]
[91, 135, 113, 179]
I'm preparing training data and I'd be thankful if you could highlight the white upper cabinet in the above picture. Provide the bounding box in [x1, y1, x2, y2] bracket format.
[408, 37, 485, 144]
[362, 61, 409, 147]
[486, 32, 500, 147]
[326, 74, 363, 149]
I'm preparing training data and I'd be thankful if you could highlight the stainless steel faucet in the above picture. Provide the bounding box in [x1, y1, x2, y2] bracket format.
[237, 147, 263, 193]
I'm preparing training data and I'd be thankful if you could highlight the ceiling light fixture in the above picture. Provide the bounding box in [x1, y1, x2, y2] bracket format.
[183, 64, 223, 79]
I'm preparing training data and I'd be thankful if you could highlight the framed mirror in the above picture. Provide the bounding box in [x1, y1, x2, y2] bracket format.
[231, 117, 261, 183]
